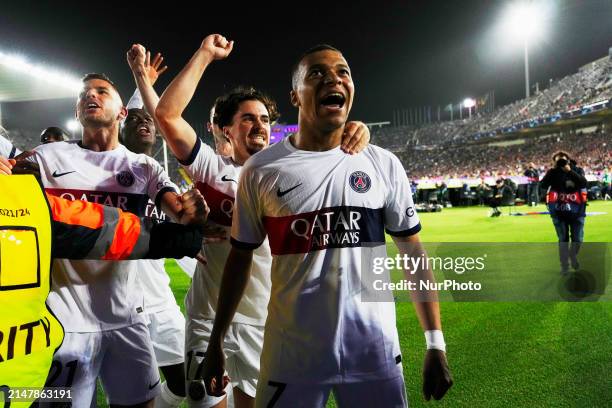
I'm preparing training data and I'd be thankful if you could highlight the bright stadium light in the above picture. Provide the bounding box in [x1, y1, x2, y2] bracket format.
[463, 98, 476, 108]
[463, 98, 476, 118]
[500, 1, 553, 99]
[504, 2, 542, 41]
[65, 119, 80, 133]
[0, 50, 81, 94]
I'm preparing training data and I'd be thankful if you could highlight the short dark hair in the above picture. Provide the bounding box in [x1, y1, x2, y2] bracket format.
[215, 86, 280, 129]
[81, 72, 120, 94]
[291, 44, 343, 90]
[126, 107, 152, 119]
[120, 108, 153, 142]
[40, 126, 69, 143]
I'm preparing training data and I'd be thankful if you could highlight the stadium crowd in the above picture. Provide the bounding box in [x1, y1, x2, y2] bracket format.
[372, 55, 612, 147]
[394, 130, 611, 180]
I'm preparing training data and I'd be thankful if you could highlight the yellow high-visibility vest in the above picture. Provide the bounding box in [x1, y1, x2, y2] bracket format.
[0, 175, 64, 406]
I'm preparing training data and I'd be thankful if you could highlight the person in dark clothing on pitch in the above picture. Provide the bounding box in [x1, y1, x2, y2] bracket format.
[524, 163, 540, 206]
[489, 178, 514, 217]
[540, 151, 587, 275]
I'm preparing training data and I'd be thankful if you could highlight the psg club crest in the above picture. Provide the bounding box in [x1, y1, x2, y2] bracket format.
[116, 171, 135, 187]
[349, 171, 371, 193]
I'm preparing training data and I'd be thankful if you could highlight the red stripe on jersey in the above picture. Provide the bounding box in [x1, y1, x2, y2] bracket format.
[263, 206, 385, 255]
[195, 182, 234, 227]
[263, 210, 318, 255]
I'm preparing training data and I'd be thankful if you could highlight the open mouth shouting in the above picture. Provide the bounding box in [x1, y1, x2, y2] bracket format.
[137, 124, 152, 137]
[84, 101, 101, 114]
[319, 91, 346, 113]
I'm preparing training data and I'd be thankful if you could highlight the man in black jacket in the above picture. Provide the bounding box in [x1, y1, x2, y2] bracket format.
[489, 178, 514, 217]
[524, 163, 540, 206]
[539, 151, 587, 274]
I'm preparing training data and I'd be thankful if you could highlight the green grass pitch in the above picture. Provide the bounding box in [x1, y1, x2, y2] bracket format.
[97, 201, 612, 407]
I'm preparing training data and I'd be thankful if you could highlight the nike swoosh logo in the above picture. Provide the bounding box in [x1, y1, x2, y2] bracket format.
[221, 175, 237, 183]
[148, 378, 161, 390]
[52, 170, 76, 178]
[277, 183, 302, 197]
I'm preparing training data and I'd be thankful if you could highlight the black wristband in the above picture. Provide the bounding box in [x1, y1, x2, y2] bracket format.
[148, 221, 203, 259]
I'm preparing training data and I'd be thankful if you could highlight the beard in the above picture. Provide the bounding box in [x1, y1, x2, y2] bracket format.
[80, 114, 115, 129]
[78, 105, 119, 128]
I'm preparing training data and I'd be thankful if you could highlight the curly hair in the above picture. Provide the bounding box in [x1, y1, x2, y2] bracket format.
[214, 86, 279, 129]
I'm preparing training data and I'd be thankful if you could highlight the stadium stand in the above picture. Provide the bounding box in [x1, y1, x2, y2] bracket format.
[375, 54, 612, 147]
[395, 130, 610, 179]
[368, 53, 612, 205]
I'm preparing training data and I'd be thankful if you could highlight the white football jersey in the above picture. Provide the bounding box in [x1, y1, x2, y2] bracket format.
[232, 137, 421, 384]
[31, 140, 177, 331]
[0, 134, 20, 159]
[135, 202, 180, 314]
[181, 138, 271, 326]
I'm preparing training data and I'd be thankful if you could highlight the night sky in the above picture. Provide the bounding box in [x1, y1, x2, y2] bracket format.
[2, 0, 612, 134]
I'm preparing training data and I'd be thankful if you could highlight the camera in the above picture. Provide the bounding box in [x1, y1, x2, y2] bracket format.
[556, 158, 568, 168]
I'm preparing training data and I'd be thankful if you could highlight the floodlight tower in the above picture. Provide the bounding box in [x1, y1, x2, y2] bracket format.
[504, 1, 544, 99]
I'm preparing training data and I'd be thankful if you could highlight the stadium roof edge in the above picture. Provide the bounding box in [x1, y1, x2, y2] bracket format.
[0, 52, 80, 102]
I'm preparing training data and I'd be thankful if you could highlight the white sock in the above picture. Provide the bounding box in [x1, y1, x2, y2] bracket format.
[155, 381, 185, 408]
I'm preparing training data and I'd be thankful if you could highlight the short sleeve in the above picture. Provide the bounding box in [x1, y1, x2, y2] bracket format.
[0, 134, 20, 159]
[179, 137, 214, 182]
[384, 155, 421, 237]
[147, 159, 179, 208]
[230, 165, 267, 249]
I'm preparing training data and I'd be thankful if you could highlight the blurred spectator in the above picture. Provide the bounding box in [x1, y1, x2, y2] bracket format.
[476, 179, 492, 205]
[394, 130, 611, 180]
[603, 167, 611, 200]
[489, 178, 514, 217]
[40, 126, 70, 144]
[524, 162, 540, 206]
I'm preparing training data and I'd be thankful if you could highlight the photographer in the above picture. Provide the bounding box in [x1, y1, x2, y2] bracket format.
[489, 178, 514, 217]
[476, 178, 492, 206]
[540, 151, 587, 274]
[524, 162, 540, 206]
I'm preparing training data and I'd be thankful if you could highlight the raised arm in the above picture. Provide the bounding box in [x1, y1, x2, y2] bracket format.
[155, 34, 234, 161]
[126, 44, 167, 120]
